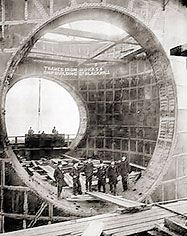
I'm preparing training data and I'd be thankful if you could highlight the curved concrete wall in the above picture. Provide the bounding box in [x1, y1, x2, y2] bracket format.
[11, 57, 159, 167]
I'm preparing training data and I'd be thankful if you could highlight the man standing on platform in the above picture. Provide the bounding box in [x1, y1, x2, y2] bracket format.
[28, 127, 34, 135]
[82, 158, 94, 192]
[97, 160, 107, 193]
[54, 162, 65, 199]
[70, 162, 82, 195]
[52, 126, 57, 134]
[107, 161, 118, 195]
[118, 156, 129, 192]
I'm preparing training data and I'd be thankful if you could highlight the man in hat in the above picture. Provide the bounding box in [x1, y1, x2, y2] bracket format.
[70, 162, 82, 195]
[96, 160, 107, 193]
[107, 161, 118, 195]
[54, 161, 65, 199]
[118, 156, 129, 191]
[82, 158, 94, 192]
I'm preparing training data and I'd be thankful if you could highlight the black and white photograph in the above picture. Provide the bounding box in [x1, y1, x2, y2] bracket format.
[0, 0, 187, 235]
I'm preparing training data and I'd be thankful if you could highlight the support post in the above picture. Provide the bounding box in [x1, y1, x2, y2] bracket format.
[23, 191, 28, 229]
[24, 0, 28, 20]
[49, 0, 54, 16]
[67, 135, 70, 147]
[48, 203, 53, 224]
[1, 0, 5, 39]
[0, 161, 5, 233]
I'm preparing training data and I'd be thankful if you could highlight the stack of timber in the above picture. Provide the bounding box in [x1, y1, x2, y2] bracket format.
[148, 215, 187, 235]
[2, 200, 187, 236]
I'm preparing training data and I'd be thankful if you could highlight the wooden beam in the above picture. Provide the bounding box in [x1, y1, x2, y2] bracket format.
[2, 212, 77, 221]
[28, 202, 48, 228]
[3, 185, 30, 192]
[164, 217, 187, 234]
[129, 163, 146, 171]
[82, 221, 104, 236]
[52, 27, 121, 42]
[87, 192, 145, 209]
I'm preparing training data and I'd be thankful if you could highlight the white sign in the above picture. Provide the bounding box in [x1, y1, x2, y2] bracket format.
[43, 66, 110, 77]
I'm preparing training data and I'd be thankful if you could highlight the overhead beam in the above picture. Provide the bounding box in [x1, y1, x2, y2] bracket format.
[52, 27, 123, 42]
[39, 36, 139, 46]
[78, 35, 131, 66]
[39, 37, 98, 45]
[28, 51, 127, 64]
[29, 50, 88, 60]
[120, 47, 144, 59]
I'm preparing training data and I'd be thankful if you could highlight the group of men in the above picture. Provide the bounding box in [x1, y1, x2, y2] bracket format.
[54, 156, 129, 199]
[27, 126, 58, 135]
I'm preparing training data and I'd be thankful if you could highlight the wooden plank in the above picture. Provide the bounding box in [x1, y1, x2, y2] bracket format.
[164, 217, 187, 234]
[51, 158, 67, 165]
[111, 221, 164, 236]
[129, 163, 146, 171]
[31, 160, 38, 168]
[3, 185, 30, 192]
[82, 221, 104, 236]
[2, 212, 76, 222]
[87, 192, 145, 208]
[63, 154, 80, 162]
[66, 195, 96, 202]
[154, 223, 180, 236]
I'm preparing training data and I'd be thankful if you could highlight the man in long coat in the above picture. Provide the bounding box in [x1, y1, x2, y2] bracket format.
[70, 162, 82, 195]
[54, 162, 65, 199]
[97, 161, 107, 193]
[107, 161, 118, 195]
[82, 158, 94, 192]
[118, 156, 129, 191]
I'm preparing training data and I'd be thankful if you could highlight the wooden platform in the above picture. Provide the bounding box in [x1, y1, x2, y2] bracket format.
[2, 200, 187, 236]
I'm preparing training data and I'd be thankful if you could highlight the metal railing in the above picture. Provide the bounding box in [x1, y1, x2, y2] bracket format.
[8, 134, 76, 145]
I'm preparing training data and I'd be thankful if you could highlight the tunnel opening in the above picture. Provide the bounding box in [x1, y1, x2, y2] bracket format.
[5, 77, 81, 159]
[0, 4, 176, 209]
